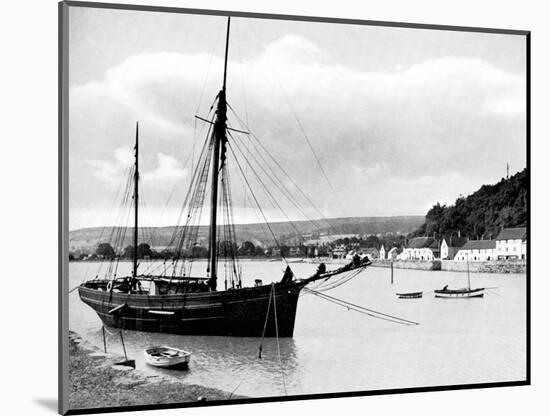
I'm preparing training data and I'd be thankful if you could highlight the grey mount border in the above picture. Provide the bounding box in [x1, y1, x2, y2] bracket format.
[58, 1, 531, 415]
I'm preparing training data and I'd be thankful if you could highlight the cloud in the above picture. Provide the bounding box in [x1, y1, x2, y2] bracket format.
[88, 146, 133, 185]
[70, 34, 526, 224]
[88, 148, 187, 187]
[142, 153, 188, 184]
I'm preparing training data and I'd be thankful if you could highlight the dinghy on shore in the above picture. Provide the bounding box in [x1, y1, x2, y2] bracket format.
[144, 346, 191, 369]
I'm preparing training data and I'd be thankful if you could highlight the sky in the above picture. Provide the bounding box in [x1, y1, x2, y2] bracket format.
[68, 6, 527, 231]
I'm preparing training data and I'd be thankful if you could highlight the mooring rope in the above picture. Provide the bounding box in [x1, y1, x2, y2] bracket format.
[272, 283, 288, 396]
[303, 287, 419, 326]
[309, 267, 364, 292]
[228, 285, 274, 399]
[229, 283, 289, 398]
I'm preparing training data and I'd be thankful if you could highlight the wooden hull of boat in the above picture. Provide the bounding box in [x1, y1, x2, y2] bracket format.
[78, 282, 304, 337]
[434, 288, 484, 298]
[396, 292, 423, 299]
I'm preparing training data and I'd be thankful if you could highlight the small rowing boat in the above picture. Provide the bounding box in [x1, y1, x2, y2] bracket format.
[144, 346, 191, 369]
[396, 291, 423, 299]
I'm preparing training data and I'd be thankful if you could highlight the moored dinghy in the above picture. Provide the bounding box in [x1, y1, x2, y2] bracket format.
[144, 346, 191, 369]
[396, 291, 423, 299]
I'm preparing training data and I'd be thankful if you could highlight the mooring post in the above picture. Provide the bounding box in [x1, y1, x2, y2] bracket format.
[119, 330, 128, 360]
[102, 326, 107, 353]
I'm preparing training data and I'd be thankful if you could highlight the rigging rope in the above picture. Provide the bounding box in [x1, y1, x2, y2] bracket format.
[229, 130, 323, 237]
[229, 132, 307, 242]
[242, 24, 347, 218]
[226, 140, 289, 266]
[227, 104, 336, 234]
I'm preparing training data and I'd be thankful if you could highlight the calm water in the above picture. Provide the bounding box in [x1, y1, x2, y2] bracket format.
[69, 260, 527, 398]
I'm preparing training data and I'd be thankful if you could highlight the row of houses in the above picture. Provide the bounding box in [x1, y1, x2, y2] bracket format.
[380, 227, 527, 262]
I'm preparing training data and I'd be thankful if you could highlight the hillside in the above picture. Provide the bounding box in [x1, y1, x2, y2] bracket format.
[412, 168, 527, 240]
[69, 215, 424, 253]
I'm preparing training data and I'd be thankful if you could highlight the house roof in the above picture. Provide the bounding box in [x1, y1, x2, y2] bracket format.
[496, 227, 527, 241]
[460, 240, 496, 250]
[407, 237, 439, 249]
[443, 236, 468, 248]
[447, 246, 462, 259]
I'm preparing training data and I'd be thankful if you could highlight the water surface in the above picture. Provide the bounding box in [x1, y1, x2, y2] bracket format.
[69, 260, 527, 398]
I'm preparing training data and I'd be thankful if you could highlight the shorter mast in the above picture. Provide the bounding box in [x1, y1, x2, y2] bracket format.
[466, 257, 471, 290]
[132, 121, 139, 288]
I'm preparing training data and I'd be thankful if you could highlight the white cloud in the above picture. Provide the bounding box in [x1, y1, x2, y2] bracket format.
[88, 148, 186, 188]
[142, 153, 188, 184]
[70, 34, 526, 226]
[88, 146, 133, 185]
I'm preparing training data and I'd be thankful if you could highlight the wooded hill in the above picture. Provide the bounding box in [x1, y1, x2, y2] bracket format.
[412, 168, 527, 240]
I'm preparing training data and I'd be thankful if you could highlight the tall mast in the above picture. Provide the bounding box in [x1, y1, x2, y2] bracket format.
[133, 121, 139, 285]
[208, 16, 231, 291]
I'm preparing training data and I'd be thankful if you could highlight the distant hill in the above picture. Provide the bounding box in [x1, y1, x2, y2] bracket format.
[412, 168, 527, 240]
[69, 216, 424, 253]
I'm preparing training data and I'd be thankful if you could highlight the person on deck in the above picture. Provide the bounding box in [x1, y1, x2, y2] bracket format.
[317, 262, 326, 275]
[281, 265, 294, 284]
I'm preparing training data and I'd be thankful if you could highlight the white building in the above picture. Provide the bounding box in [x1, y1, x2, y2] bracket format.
[331, 245, 347, 259]
[401, 237, 440, 261]
[379, 245, 386, 260]
[496, 227, 527, 260]
[454, 240, 496, 261]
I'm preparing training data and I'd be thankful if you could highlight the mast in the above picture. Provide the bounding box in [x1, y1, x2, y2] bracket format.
[466, 257, 471, 290]
[208, 16, 231, 291]
[133, 121, 139, 286]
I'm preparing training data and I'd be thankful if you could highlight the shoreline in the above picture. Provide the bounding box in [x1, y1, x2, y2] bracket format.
[68, 257, 527, 274]
[68, 331, 246, 411]
[371, 259, 526, 274]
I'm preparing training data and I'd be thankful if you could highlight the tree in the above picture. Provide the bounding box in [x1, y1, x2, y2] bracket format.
[123, 245, 134, 258]
[363, 235, 381, 249]
[410, 168, 527, 240]
[191, 245, 208, 258]
[138, 243, 153, 258]
[96, 243, 115, 258]
[238, 241, 256, 256]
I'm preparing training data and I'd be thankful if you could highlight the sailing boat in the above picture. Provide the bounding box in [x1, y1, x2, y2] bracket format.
[78, 17, 371, 337]
[434, 258, 484, 298]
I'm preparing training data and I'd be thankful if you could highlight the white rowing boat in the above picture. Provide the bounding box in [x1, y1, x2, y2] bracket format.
[144, 346, 191, 368]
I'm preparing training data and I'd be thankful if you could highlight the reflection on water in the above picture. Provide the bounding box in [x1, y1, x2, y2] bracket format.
[69, 260, 527, 398]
